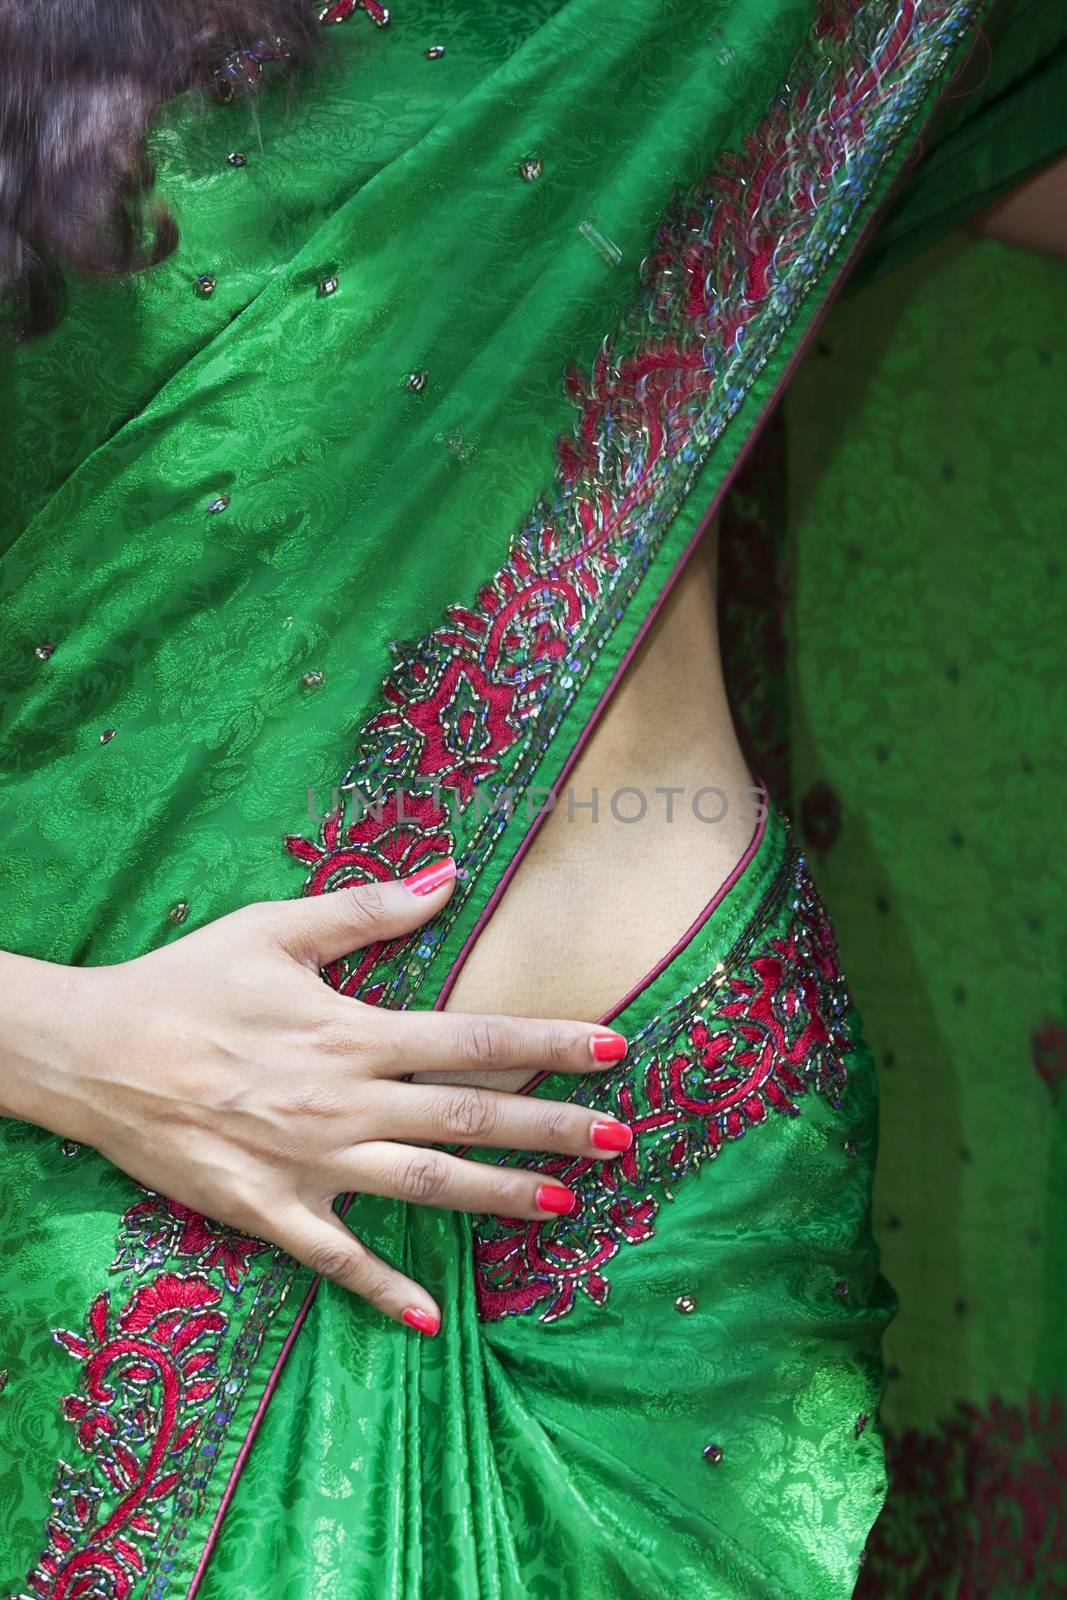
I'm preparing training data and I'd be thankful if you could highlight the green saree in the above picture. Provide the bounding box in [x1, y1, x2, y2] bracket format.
[0, 2, 1062, 1597]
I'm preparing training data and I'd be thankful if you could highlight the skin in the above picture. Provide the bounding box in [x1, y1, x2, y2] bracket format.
[1, 155, 1063, 1332]
[430, 516, 757, 1094]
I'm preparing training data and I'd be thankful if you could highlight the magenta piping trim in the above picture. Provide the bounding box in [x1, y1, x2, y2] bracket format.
[181, 61, 963, 1598]
[429, 155, 902, 1023]
[184, 1189, 357, 1597]
[186, 1279, 317, 1593]
[183, 219, 875, 1600]
[449, 792, 768, 1144]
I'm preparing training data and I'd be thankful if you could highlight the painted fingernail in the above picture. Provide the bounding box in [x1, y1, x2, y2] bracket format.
[536, 1184, 576, 1215]
[591, 1119, 633, 1152]
[590, 1031, 627, 1062]
[403, 856, 456, 896]
[401, 1307, 441, 1336]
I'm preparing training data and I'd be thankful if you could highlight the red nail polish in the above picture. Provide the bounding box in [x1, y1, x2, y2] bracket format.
[403, 856, 456, 896]
[536, 1184, 576, 1215]
[401, 1307, 441, 1336]
[591, 1119, 633, 1152]
[590, 1032, 627, 1062]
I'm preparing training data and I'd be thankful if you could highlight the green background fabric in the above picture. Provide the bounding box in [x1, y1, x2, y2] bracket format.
[785, 230, 1067, 1594]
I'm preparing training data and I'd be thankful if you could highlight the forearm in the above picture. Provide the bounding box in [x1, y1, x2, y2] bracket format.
[0, 948, 97, 1133]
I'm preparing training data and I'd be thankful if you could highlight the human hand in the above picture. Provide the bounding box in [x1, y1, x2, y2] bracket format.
[0, 857, 631, 1334]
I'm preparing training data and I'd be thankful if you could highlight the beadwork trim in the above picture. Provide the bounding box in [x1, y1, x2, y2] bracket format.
[284, 0, 977, 1013]
[473, 840, 854, 1322]
[13, 1199, 299, 1600]
[13, 4, 977, 1595]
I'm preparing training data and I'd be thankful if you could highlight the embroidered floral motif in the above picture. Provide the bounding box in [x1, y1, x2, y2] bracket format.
[285, 789, 452, 1001]
[19, 4, 978, 1593]
[213, 0, 388, 100]
[22, 1272, 227, 1599]
[474, 847, 854, 1322]
[284, 0, 977, 1015]
[115, 1198, 269, 1291]
[13, 1195, 295, 1600]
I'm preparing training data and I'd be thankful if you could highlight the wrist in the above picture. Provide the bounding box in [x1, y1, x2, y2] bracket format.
[0, 950, 103, 1137]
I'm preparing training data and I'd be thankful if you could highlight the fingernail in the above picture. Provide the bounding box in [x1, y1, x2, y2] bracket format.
[590, 1031, 627, 1062]
[403, 856, 456, 896]
[401, 1307, 441, 1336]
[591, 1119, 633, 1152]
[536, 1184, 576, 1215]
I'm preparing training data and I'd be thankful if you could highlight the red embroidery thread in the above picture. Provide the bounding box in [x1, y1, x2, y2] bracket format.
[25, 1272, 227, 1600]
[473, 848, 853, 1322]
[16, 1, 975, 1590]
[284, 1, 976, 1015]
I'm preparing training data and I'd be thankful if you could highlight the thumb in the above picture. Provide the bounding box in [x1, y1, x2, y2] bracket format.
[271, 855, 457, 966]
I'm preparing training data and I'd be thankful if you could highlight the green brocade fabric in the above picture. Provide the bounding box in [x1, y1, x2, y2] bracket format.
[0, 2, 1057, 1597]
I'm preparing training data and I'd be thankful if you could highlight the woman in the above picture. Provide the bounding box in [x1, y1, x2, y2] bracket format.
[0, 3, 1062, 1597]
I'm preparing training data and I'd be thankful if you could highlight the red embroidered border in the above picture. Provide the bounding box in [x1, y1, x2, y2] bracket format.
[473, 844, 854, 1322]
[17, 1196, 284, 1600]
[12, 1, 976, 1593]
[284, 0, 976, 1015]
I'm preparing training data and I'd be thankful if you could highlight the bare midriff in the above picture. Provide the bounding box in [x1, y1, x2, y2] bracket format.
[427, 517, 757, 1093]
[430, 160, 1067, 1096]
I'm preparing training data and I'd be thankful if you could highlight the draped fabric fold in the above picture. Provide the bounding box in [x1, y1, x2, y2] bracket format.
[1, 2, 1060, 1596]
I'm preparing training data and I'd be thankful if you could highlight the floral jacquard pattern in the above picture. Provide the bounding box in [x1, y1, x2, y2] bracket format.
[6, 2, 978, 1593]
[284, 0, 977, 1012]
[474, 845, 854, 1322]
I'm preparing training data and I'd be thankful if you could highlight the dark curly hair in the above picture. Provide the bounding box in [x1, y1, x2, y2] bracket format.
[0, 0, 331, 341]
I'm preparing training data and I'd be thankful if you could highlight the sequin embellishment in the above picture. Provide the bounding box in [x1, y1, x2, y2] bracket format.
[473, 849, 853, 1322]
[284, 0, 976, 1020]
[18, 2, 974, 1589]
[18, 1195, 290, 1600]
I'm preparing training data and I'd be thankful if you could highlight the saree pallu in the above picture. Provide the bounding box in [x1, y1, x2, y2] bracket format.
[0, 1, 1056, 1596]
